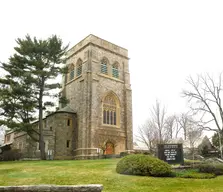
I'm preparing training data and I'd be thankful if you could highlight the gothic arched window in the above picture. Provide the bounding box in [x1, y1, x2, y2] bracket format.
[69, 64, 75, 81]
[76, 59, 82, 76]
[101, 58, 108, 74]
[102, 93, 120, 126]
[112, 62, 119, 78]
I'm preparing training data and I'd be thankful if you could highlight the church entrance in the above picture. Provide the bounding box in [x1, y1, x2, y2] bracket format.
[105, 142, 114, 154]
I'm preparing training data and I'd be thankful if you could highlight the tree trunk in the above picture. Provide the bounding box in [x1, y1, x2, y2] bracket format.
[192, 147, 195, 168]
[218, 131, 223, 159]
[149, 141, 152, 153]
[184, 129, 187, 140]
[159, 130, 162, 144]
[39, 84, 46, 160]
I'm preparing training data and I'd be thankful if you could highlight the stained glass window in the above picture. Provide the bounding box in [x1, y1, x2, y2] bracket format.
[102, 93, 119, 126]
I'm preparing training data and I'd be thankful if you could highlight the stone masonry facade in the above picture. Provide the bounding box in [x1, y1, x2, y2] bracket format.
[62, 35, 133, 159]
[4, 109, 77, 160]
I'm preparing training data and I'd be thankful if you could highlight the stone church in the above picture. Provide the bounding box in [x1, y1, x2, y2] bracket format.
[3, 35, 133, 159]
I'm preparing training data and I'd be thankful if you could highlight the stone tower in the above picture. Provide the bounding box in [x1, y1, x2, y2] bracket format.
[61, 35, 133, 159]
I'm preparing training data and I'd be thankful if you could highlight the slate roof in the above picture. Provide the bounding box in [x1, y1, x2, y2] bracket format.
[56, 105, 76, 114]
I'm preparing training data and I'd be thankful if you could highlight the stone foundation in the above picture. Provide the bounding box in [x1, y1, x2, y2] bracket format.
[0, 185, 103, 192]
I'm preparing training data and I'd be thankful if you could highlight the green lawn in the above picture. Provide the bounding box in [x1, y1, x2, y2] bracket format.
[1, 159, 223, 192]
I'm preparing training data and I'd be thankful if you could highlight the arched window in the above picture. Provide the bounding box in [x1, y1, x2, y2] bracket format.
[102, 93, 120, 126]
[69, 64, 75, 81]
[112, 62, 119, 78]
[101, 58, 108, 74]
[76, 59, 82, 76]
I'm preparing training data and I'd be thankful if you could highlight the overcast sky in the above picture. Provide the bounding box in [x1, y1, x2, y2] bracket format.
[1, 0, 223, 134]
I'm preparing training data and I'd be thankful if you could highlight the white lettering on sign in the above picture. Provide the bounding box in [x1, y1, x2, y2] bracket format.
[164, 148, 177, 161]
[164, 144, 178, 149]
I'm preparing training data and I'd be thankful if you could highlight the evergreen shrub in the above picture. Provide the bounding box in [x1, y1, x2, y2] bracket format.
[116, 154, 172, 177]
[198, 164, 223, 175]
[120, 152, 128, 157]
[1, 149, 22, 161]
[184, 159, 203, 166]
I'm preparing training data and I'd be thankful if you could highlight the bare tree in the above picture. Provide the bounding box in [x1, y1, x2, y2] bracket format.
[187, 124, 203, 162]
[165, 115, 178, 140]
[151, 100, 167, 143]
[177, 113, 194, 140]
[136, 100, 171, 152]
[135, 120, 159, 152]
[183, 74, 223, 158]
[174, 117, 182, 139]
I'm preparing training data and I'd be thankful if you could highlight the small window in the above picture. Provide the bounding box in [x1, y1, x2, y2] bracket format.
[101, 58, 108, 74]
[67, 140, 70, 148]
[69, 64, 75, 81]
[50, 127, 52, 131]
[67, 119, 70, 126]
[114, 111, 117, 125]
[103, 110, 106, 124]
[77, 66, 82, 76]
[112, 63, 119, 78]
[6, 135, 11, 142]
[76, 59, 83, 76]
[69, 70, 74, 80]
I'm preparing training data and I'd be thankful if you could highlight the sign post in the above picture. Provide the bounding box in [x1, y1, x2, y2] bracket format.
[157, 144, 184, 165]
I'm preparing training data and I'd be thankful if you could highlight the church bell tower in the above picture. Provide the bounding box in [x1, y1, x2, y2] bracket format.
[61, 35, 133, 159]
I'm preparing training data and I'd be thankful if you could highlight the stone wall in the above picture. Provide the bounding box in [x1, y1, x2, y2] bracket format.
[64, 46, 90, 154]
[90, 43, 132, 154]
[9, 112, 77, 160]
[3, 132, 14, 144]
[13, 132, 40, 159]
[0, 185, 103, 192]
[66, 34, 128, 59]
[44, 112, 76, 159]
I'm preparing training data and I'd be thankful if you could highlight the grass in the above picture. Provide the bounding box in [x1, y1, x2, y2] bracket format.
[174, 168, 216, 179]
[0, 159, 223, 192]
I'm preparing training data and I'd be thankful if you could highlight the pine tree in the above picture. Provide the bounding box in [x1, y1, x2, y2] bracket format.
[198, 136, 213, 157]
[0, 60, 37, 137]
[0, 35, 68, 159]
[212, 131, 223, 149]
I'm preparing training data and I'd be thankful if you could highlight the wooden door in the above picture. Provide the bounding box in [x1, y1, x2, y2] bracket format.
[105, 142, 114, 154]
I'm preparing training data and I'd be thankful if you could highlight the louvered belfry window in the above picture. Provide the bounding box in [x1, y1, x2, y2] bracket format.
[112, 63, 119, 78]
[101, 58, 108, 74]
[69, 64, 75, 81]
[76, 59, 82, 76]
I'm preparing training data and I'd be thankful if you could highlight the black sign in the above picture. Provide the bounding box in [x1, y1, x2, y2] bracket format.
[157, 144, 184, 164]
